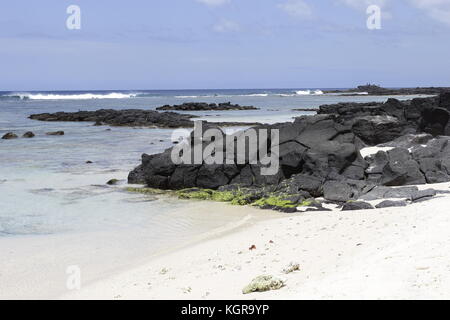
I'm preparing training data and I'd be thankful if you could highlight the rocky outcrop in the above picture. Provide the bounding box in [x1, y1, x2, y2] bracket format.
[129, 93, 450, 211]
[30, 109, 196, 128]
[156, 102, 258, 111]
[29, 109, 260, 128]
[324, 84, 449, 96]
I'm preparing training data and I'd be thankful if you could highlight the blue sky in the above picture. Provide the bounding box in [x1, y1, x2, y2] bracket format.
[0, 0, 449, 90]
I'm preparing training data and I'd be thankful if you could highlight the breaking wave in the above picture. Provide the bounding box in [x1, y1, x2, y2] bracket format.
[1, 92, 139, 100]
[295, 90, 324, 95]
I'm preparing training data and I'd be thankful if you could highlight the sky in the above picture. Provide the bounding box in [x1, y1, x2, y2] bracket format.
[0, 0, 450, 90]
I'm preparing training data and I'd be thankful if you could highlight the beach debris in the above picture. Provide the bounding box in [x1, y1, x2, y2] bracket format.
[159, 267, 169, 275]
[269, 240, 274, 244]
[22, 131, 35, 138]
[282, 262, 300, 274]
[182, 286, 192, 294]
[242, 275, 285, 294]
[46, 130, 64, 136]
[214, 264, 226, 271]
[1, 132, 18, 139]
[249, 245, 256, 251]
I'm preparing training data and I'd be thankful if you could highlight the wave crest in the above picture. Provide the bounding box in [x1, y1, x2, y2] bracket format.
[2, 92, 138, 100]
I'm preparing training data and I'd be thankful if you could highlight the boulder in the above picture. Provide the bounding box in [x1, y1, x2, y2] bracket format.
[411, 189, 437, 202]
[322, 180, 372, 202]
[2, 132, 18, 139]
[22, 131, 35, 138]
[360, 186, 419, 200]
[342, 201, 374, 211]
[352, 115, 408, 145]
[375, 200, 407, 208]
[46, 131, 65, 136]
[366, 148, 426, 186]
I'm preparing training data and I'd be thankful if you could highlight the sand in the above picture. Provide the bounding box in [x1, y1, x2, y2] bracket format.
[60, 182, 450, 300]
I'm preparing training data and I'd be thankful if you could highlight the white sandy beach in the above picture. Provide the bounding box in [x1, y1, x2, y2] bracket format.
[61, 182, 450, 300]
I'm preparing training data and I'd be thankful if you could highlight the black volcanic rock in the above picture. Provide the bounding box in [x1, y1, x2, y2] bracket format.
[375, 200, 407, 208]
[30, 109, 195, 128]
[156, 102, 259, 111]
[342, 201, 374, 211]
[324, 84, 450, 96]
[29, 109, 261, 129]
[46, 131, 65, 136]
[22, 131, 35, 138]
[123, 93, 450, 211]
[2, 132, 18, 139]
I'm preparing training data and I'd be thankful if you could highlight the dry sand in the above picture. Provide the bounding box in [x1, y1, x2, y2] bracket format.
[62, 182, 450, 300]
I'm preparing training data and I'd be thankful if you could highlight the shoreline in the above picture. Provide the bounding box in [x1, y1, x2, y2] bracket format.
[0, 199, 277, 300]
[62, 182, 450, 300]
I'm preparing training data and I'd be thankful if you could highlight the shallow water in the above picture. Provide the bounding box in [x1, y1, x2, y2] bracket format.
[0, 89, 430, 298]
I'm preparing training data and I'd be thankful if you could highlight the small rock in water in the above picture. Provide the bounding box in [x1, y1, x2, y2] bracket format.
[106, 179, 119, 185]
[22, 131, 35, 138]
[86, 161, 93, 164]
[342, 201, 374, 211]
[282, 262, 300, 274]
[242, 275, 285, 294]
[2, 132, 18, 139]
[375, 200, 407, 208]
[46, 131, 64, 136]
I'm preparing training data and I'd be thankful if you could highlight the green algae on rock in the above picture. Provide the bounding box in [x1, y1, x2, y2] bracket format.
[125, 186, 322, 213]
[125, 187, 169, 195]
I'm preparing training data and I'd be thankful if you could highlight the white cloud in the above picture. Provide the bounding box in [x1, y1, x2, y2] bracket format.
[409, 0, 450, 26]
[213, 19, 240, 33]
[278, 0, 313, 19]
[196, 0, 230, 7]
[339, 0, 388, 10]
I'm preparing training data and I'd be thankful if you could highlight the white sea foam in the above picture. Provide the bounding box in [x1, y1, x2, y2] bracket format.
[295, 90, 324, 95]
[8, 92, 139, 100]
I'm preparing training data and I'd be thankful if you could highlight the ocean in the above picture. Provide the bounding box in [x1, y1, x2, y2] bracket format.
[0, 88, 425, 298]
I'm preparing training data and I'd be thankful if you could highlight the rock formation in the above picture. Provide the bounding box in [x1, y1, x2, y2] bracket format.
[29, 109, 260, 128]
[156, 102, 258, 111]
[324, 84, 449, 96]
[129, 93, 450, 210]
